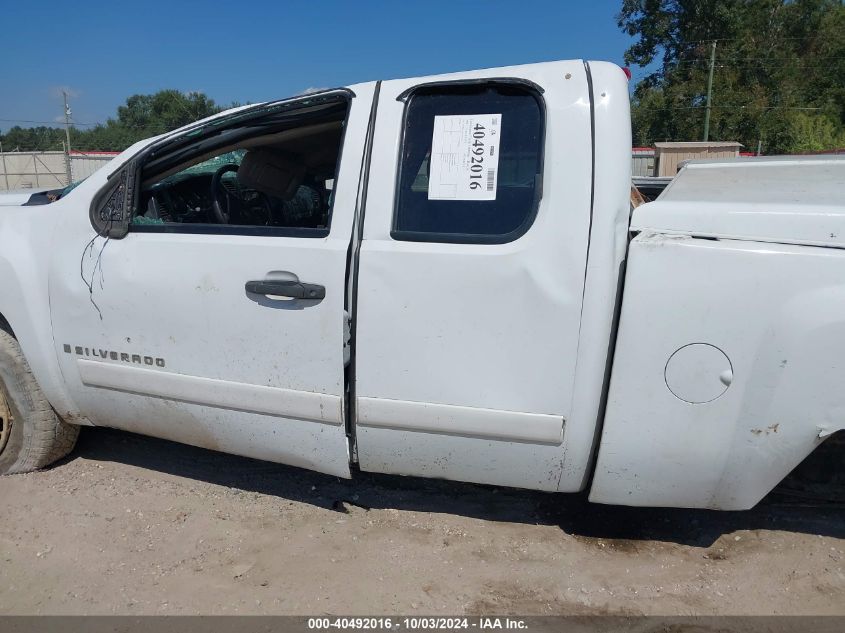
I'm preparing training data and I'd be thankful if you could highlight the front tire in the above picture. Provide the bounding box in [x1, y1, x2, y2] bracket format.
[0, 329, 78, 474]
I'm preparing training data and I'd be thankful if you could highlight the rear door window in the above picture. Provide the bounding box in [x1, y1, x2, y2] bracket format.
[393, 83, 544, 244]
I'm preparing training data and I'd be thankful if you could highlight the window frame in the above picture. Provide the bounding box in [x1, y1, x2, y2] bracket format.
[91, 89, 354, 240]
[390, 78, 547, 245]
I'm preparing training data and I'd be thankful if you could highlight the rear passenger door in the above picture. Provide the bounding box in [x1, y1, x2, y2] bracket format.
[354, 62, 594, 490]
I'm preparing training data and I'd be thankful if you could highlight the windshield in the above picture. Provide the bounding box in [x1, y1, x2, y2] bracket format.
[157, 150, 245, 186]
[59, 178, 86, 198]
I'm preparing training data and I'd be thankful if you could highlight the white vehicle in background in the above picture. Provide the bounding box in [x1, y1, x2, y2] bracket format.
[0, 60, 842, 510]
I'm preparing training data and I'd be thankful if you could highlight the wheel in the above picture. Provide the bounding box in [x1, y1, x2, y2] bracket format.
[0, 329, 79, 474]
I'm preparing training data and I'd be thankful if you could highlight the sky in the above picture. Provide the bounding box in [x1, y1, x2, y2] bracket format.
[1, 1, 643, 132]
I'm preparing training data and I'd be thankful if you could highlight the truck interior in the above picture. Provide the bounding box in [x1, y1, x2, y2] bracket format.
[132, 94, 350, 234]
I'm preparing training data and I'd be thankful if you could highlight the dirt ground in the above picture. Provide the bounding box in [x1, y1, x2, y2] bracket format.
[0, 426, 842, 615]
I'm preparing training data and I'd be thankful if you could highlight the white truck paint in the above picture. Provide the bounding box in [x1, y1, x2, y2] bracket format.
[0, 60, 842, 510]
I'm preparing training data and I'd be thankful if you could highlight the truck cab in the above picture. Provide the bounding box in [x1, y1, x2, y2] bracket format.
[0, 60, 842, 510]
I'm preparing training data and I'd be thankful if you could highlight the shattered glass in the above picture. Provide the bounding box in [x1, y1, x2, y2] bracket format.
[157, 150, 245, 186]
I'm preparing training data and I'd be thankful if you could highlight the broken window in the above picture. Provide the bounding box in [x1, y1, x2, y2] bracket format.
[132, 93, 350, 237]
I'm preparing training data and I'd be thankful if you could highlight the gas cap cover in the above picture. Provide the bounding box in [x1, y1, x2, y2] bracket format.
[664, 343, 732, 404]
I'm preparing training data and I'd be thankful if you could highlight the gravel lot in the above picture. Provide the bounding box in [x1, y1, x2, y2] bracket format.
[0, 426, 843, 615]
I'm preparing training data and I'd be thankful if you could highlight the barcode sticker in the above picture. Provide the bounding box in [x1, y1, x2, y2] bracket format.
[428, 114, 501, 201]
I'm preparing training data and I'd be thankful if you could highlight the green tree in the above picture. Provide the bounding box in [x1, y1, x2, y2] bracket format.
[115, 89, 221, 138]
[620, 0, 845, 154]
[1, 90, 224, 153]
[0, 126, 65, 151]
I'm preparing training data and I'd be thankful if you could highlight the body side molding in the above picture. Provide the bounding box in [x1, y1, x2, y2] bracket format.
[77, 360, 343, 425]
[357, 396, 564, 444]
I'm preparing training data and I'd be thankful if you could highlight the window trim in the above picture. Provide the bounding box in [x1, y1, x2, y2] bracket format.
[395, 77, 545, 103]
[90, 89, 354, 240]
[390, 78, 546, 245]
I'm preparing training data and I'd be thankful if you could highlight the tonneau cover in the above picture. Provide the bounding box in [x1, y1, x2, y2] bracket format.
[631, 155, 845, 248]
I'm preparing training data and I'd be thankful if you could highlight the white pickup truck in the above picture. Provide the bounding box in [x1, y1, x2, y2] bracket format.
[1, 60, 843, 510]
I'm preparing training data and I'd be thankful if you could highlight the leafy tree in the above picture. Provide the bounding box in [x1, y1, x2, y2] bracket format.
[0, 126, 66, 152]
[620, 0, 845, 154]
[115, 90, 221, 138]
[1, 90, 224, 153]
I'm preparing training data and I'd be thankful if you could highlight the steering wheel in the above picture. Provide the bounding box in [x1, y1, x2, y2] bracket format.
[210, 164, 272, 224]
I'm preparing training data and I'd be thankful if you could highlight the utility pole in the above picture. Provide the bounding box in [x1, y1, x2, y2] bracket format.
[62, 90, 73, 185]
[703, 40, 717, 142]
[0, 141, 9, 190]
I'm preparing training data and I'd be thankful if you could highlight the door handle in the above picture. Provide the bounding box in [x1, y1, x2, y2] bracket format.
[245, 279, 326, 300]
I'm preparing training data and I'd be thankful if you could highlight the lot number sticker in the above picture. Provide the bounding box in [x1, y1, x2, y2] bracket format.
[428, 114, 501, 201]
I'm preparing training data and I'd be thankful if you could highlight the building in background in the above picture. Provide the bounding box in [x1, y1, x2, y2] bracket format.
[653, 141, 742, 176]
[0, 150, 117, 191]
[631, 142, 741, 201]
[631, 147, 656, 177]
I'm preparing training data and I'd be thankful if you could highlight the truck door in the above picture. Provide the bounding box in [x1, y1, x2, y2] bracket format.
[353, 62, 594, 490]
[47, 86, 376, 477]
